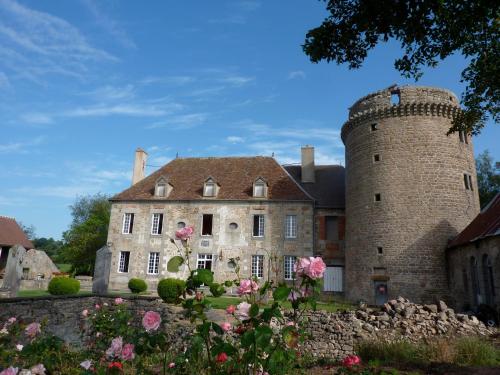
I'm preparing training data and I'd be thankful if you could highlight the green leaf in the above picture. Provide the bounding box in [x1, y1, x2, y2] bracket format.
[249, 303, 259, 318]
[211, 322, 224, 335]
[282, 326, 299, 348]
[192, 268, 214, 285]
[241, 330, 254, 348]
[224, 280, 233, 287]
[255, 325, 273, 347]
[273, 286, 291, 301]
[167, 256, 184, 272]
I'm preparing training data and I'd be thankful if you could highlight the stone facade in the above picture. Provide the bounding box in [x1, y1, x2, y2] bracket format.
[342, 85, 481, 304]
[107, 201, 314, 292]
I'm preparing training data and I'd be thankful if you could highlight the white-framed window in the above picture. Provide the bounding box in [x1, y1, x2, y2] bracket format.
[151, 213, 164, 235]
[284, 255, 296, 280]
[155, 183, 166, 197]
[197, 254, 213, 270]
[147, 252, 160, 274]
[251, 255, 264, 278]
[285, 215, 297, 239]
[118, 251, 130, 273]
[253, 215, 265, 237]
[122, 213, 134, 234]
[204, 182, 216, 197]
[253, 183, 265, 197]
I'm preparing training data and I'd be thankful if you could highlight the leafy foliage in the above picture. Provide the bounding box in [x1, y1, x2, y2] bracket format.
[476, 150, 500, 207]
[47, 277, 80, 295]
[157, 278, 186, 303]
[59, 194, 111, 275]
[303, 0, 499, 135]
[32, 237, 64, 262]
[127, 278, 148, 294]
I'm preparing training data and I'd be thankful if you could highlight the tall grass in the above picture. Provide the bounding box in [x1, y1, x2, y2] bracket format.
[453, 337, 500, 366]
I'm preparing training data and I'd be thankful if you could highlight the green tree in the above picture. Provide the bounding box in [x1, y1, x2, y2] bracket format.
[19, 222, 36, 241]
[303, 0, 499, 135]
[32, 237, 64, 261]
[476, 150, 500, 207]
[60, 194, 111, 275]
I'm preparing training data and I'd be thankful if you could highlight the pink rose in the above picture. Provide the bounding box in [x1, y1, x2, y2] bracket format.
[175, 226, 194, 240]
[237, 279, 259, 295]
[105, 336, 123, 358]
[80, 360, 92, 370]
[82, 309, 89, 317]
[0, 367, 18, 375]
[121, 343, 135, 361]
[220, 322, 231, 331]
[216, 352, 228, 363]
[226, 305, 236, 314]
[7, 317, 16, 325]
[15, 344, 23, 351]
[235, 302, 251, 321]
[25, 322, 41, 338]
[95, 304, 101, 310]
[142, 311, 161, 332]
[30, 364, 46, 375]
[288, 290, 300, 302]
[342, 355, 361, 368]
[168, 362, 175, 368]
[114, 298, 124, 305]
[96, 332, 102, 337]
[295, 257, 326, 279]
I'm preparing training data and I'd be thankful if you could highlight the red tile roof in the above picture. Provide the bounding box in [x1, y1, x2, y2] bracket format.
[448, 193, 500, 248]
[0, 216, 34, 249]
[111, 157, 312, 202]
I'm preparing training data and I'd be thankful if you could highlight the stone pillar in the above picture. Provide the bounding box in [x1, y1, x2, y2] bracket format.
[92, 246, 112, 294]
[1, 245, 27, 298]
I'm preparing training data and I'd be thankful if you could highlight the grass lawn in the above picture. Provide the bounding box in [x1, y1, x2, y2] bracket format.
[17, 290, 92, 298]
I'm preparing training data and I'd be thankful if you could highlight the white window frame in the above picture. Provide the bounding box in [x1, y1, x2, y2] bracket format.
[285, 215, 297, 239]
[284, 255, 296, 280]
[147, 252, 160, 275]
[203, 183, 216, 197]
[118, 251, 130, 273]
[122, 213, 134, 234]
[253, 215, 265, 237]
[251, 255, 264, 278]
[155, 183, 166, 197]
[197, 253, 213, 270]
[151, 213, 163, 235]
[253, 182, 265, 198]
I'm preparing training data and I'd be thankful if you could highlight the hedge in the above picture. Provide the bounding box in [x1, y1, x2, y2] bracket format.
[48, 277, 80, 295]
[157, 278, 186, 304]
[128, 278, 148, 294]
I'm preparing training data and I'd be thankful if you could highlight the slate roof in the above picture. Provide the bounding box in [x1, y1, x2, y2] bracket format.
[284, 165, 345, 208]
[0, 216, 34, 249]
[448, 193, 500, 248]
[111, 157, 312, 202]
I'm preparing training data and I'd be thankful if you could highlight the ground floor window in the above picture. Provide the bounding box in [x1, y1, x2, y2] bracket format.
[284, 255, 296, 280]
[251, 255, 264, 278]
[197, 254, 213, 270]
[118, 251, 130, 273]
[147, 252, 160, 274]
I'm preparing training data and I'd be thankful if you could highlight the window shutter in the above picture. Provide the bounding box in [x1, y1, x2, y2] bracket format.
[338, 216, 345, 240]
[129, 214, 134, 234]
[158, 214, 163, 234]
[319, 216, 326, 240]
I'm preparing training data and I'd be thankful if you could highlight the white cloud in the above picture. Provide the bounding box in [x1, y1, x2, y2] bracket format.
[219, 75, 255, 86]
[288, 70, 306, 80]
[0, 195, 27, 206]
[149, 156, 171, 165]
[139, 75, 196, 86]
[20, 112, 53, 124]
[0, 71, 10, 88]
[146, 113, 208, 129]
[83, 84, 136, 101]
[226, 136, 244, 144]
[64, 102, 181, 118]
[0, 136, 45, 154]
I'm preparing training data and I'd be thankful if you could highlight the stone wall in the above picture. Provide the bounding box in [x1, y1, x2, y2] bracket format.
[0, 296, 494, 360]
[107, 201, 314, 291]
[341, 85, 480, 304]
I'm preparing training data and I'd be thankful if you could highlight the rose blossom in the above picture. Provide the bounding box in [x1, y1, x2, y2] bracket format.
[96, 332, 102, 337]
[226, 305, 236, 314]
[342, 355, 361, 368]
[142, 311, 161, 332]
[216, 352, 228, 363]
[82, 309, 89, 317]
[237, 279, 259, 295]
[108, 362, 123, 370]
[0, 328, 8, 335]
[30, 364, 46, 375]
[95, 304, 101, 310]
[121, 343, 135, 361]
[175, 226, 194, 240]
[16, 344, 23, 351]
[168, 362, 175, 368]
[220, 322, 231, 331]
[25, 322, 41, 338]
[106, 336, 123, 358]
[0, 367, 18, 375]
[295, 257, 326, 279]
[235, 301, 251, 321]
[80, 360, 92, 370]
[114, 297, 124, 305]
[7, 317, 16, 325]
[103, 303, 108, 307]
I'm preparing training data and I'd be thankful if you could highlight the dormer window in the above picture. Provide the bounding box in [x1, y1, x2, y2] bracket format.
[155, 176, 172, 197]
[203, 177, 218, 197]
[253, 178, 267, 198]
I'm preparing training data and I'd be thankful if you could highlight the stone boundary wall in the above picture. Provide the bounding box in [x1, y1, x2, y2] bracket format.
[0, 296, 495, 360]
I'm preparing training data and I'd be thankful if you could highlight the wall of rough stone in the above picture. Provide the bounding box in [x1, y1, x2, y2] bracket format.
[107, 201, 314, 292]
[341, 85, 480, 305]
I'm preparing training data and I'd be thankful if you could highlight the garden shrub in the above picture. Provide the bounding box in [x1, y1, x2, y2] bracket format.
[128, 278, 147, 294]
[47, 277, 80, 295]
[157, 278, 186, 304]
[356, 340, 427, 366]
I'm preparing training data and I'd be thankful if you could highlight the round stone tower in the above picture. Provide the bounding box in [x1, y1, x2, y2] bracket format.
[341, 85, 480, 305]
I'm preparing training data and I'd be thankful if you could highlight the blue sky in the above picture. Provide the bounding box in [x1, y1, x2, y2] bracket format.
[0, 0, 498, 239]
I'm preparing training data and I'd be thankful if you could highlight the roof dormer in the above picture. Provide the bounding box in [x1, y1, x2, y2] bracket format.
[155, 176, 173, 198]
[253, 177, 267, 198]
[203, 177, 219, 198]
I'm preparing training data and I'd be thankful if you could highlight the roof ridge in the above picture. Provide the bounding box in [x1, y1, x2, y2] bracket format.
[0, 215, 16, 220]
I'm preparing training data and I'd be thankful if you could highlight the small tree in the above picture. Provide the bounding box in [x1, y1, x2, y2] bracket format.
[476, 150, 500, 207]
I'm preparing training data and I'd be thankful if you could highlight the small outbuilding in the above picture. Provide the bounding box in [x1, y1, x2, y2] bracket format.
[0, 216, 34, 278]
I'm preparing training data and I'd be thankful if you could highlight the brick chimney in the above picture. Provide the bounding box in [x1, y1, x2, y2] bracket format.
[132, 148, 148, 185]
[301, 145, 315, 183]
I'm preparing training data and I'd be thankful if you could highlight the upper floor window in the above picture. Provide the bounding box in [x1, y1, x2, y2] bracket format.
[285, 215, 297, 239]
[203, 177, 218, 197]
[253, 215, 265, 237]
[253, 177, 267, 198]
[202, 214, 213, 236]
[251, 255, 264, 278]
[151, 213, 163, 235]
[459, 130, 468, 144]
[147, 252, 160, 274]
[284, 255, 296, 280]
[122, 213, 134, 234]
[155, 176, 172, 197]
[325, 216, 339, 241]
[464, 173, 473, 190]
[197, 253, 213, 270]
[118, 251, 130, 273]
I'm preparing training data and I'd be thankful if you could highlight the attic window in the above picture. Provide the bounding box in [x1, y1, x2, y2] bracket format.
[155, 176, 170, 197]
[155, 183, 166, 197]
[203, 178, 217, 197]
[253, 178, 267, 198]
